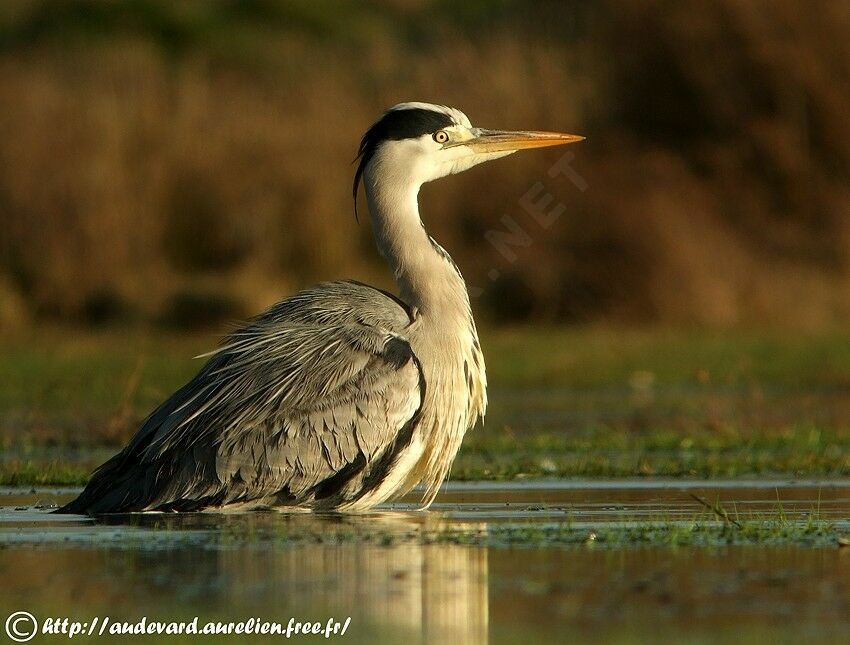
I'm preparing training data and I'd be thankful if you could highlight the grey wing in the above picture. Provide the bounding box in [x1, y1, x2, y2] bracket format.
[60, 281, 423, 513]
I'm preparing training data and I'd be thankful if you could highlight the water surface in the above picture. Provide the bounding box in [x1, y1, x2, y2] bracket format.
[2, 481, 850, 643]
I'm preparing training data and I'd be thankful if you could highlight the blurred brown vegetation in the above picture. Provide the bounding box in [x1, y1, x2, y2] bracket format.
[0, 0, 848, 329]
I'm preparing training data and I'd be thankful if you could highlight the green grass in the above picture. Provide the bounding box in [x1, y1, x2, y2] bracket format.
[4, 326, 850, 414]
[452, 426, 850, 480]
[428, 520, 845, 548]
[150, 514, 850, 549]
[486, 326, 850, 389]
[0, 460, 91, 486]
[224, 520, 848, 549]
[3, 327, 850, 485]
[4, 425, 850, 486]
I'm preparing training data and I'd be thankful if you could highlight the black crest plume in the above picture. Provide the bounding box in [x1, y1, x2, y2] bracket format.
[352, 107, 455, 221]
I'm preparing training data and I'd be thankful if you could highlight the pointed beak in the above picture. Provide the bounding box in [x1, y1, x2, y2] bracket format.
[462, 128, 585, 154]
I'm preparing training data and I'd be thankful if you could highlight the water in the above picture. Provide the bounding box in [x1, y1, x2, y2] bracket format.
[2, 481, 850, 643]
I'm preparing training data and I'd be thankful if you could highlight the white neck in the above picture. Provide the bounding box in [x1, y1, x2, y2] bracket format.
[363, 156, 488, 504]
[363, 164, 470, 319]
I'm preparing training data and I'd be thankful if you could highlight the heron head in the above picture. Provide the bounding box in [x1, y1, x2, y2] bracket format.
[353, 102, 583, 216]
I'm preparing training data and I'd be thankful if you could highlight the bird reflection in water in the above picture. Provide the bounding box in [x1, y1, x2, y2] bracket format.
[93, 510, 488, 643]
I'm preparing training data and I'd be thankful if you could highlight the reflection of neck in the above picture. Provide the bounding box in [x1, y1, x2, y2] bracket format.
[364, 166, 470, 320]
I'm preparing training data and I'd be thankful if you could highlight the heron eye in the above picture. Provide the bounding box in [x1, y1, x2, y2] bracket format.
[433, 130, 449, 144]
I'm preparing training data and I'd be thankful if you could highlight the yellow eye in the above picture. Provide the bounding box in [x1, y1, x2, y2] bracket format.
[433, 130, 449, 144]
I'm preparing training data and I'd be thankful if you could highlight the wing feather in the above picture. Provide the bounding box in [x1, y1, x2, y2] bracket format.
[58, 282, 422, 513]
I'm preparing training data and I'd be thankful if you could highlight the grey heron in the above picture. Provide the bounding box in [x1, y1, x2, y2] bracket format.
[58, 102, 583, 514]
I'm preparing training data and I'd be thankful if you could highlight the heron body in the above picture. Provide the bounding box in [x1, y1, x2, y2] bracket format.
[58, 102, 582, 514]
